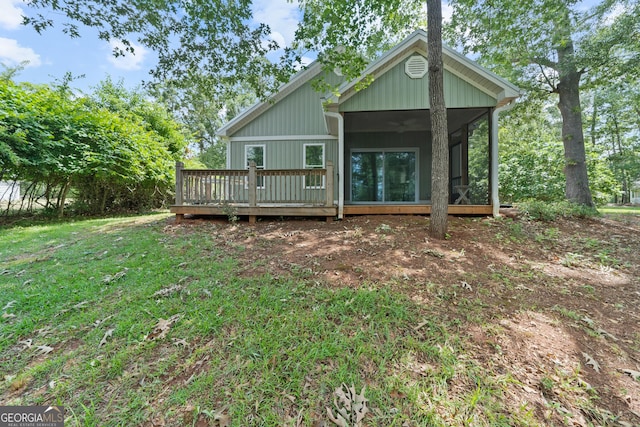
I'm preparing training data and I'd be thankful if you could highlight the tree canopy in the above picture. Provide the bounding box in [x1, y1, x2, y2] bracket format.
[0, 78, 187, 216]
[15, 0, 640, 209]
[446, 0, 639, 206]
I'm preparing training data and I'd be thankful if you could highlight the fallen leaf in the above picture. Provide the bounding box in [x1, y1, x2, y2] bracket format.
[581, 316, 594, 327]
[582, 352, 600, 373]
[147, 314, 181, 340]
[153, 285, 183, 298]
[621, 369, 640, 381]
[327, 384, 369, 427]
[214, 413, 231, 427]
[93, 315, 114, 328]
[2, 312, 16, 319]
[172, 338, 188, 348]
[595, 328, 618, 341]
[2, 300, 16, 311]
[102, 268, 128, 284]
[99, 329, 114, 347]
[37, 345, 54, 355]
[413, 319, 429, 331]
[18, 339, 33, 349]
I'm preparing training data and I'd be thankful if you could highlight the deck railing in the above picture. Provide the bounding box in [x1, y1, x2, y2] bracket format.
[175, 161, 334, 207]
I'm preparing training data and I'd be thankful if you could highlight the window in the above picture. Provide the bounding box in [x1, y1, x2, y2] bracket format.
[303, 144, 325, 189]
[351, 150, 417, 203]
[245, 145, 265, 188]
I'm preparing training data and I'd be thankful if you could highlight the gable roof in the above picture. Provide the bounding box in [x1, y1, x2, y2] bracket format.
[329, 29, 519, 110]
[218, 29, 519, 137]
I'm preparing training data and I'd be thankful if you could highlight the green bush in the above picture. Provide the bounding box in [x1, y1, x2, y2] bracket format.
[516, 200, 600, 221]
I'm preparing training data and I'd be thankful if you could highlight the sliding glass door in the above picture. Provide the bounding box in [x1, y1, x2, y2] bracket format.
[351, 150, 417, 203]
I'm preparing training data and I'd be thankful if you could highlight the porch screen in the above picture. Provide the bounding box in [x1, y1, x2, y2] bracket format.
[351, 151, 416, 202]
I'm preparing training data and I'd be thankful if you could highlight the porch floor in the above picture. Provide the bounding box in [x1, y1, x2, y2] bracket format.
[343, 204, 493, 215]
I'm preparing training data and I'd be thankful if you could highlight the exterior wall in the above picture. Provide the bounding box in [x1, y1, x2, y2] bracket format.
[340, 56, 497, 112]
[233, 73, 343, 137]
[229, 139, 340, 201]
[345, 131, 432, 202]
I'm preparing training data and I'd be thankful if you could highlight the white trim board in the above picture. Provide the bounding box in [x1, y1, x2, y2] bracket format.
[229, 135, 338, 142]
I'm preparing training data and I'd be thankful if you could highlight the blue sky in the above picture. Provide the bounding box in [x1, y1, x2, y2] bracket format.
[1, 0, 610, 94]
[0, 0, 309, 92]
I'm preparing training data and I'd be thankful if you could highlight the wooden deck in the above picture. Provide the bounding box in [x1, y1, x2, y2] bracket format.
[171, 203, 492, 220]
[170, 162, 493, 222]
[171, 162, 336, 223]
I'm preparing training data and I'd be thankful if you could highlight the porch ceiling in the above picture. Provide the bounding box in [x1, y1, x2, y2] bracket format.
[344, 108, 488, 134]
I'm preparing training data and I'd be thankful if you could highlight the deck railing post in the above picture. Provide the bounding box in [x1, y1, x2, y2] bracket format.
[175, 161, 184, 206]
[248, 162, 258, 224]
[174, 161, 185, 222]
[248, 161, 257, 207]
[326, 161, 334, 207]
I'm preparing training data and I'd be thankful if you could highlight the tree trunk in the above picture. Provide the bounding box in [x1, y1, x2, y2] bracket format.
[57, 179, 71, 218]
[613, 118, 630, 204]
[427, 0, 449, 239]
[556, 40, 594, 207]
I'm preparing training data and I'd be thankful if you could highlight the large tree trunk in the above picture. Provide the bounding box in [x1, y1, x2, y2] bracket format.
[427, 0, 449, 239]
[556, 41, 594, 207]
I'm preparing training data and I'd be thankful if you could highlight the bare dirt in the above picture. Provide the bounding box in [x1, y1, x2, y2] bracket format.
[174, 212, 640, 426]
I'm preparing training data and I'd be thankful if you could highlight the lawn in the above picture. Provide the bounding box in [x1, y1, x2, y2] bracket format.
[1, 213, 639, 426]
[599, 205, 640, 215]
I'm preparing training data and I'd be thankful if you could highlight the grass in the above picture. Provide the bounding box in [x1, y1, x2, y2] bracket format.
[0, 214, 521, 426]
[598, 205, 640, 215]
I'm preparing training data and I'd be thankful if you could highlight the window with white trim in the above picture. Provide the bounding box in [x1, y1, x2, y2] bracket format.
[303, 143, 325, 189]
[245, 144, 265, 188]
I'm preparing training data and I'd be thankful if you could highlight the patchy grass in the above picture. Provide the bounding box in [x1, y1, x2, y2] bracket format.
[1, 213, 639, 426]
[599, 205, 640, 215]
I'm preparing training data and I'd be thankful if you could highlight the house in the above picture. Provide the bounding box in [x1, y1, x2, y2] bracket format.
[171, 29, 519, 222]
[631, 180, 640, 205]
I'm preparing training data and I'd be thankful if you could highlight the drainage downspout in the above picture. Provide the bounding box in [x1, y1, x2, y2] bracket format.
[491, 100, 516, 217]
[324, 112, 344, 219]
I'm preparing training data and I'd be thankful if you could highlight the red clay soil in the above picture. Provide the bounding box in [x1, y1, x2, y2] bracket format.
[173, 212, 640, 426]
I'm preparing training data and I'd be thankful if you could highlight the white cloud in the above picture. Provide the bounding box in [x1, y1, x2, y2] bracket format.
[0, 0, 24, 30]
[603, 3, 625, 25]
[106, 40, 148, 71]
[252, 0, 300, 48]
[442, 2, 454, 23]
[0, 37, 41, 67]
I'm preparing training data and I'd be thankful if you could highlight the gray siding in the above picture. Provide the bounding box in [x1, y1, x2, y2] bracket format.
[340, 56, 497, 112]
[233, 73, 343, 137]
[230, 139, 340, 201]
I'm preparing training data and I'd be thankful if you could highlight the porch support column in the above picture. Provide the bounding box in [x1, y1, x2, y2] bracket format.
[324, 112, 344, 219]
[491, 101, 516, 217]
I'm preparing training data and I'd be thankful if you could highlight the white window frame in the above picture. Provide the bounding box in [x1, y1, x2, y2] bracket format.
[303, 143, 325, 189]
[244, 144, 266, 189]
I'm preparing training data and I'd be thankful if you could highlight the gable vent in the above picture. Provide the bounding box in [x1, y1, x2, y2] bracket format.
[405, 55, 428, 79]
